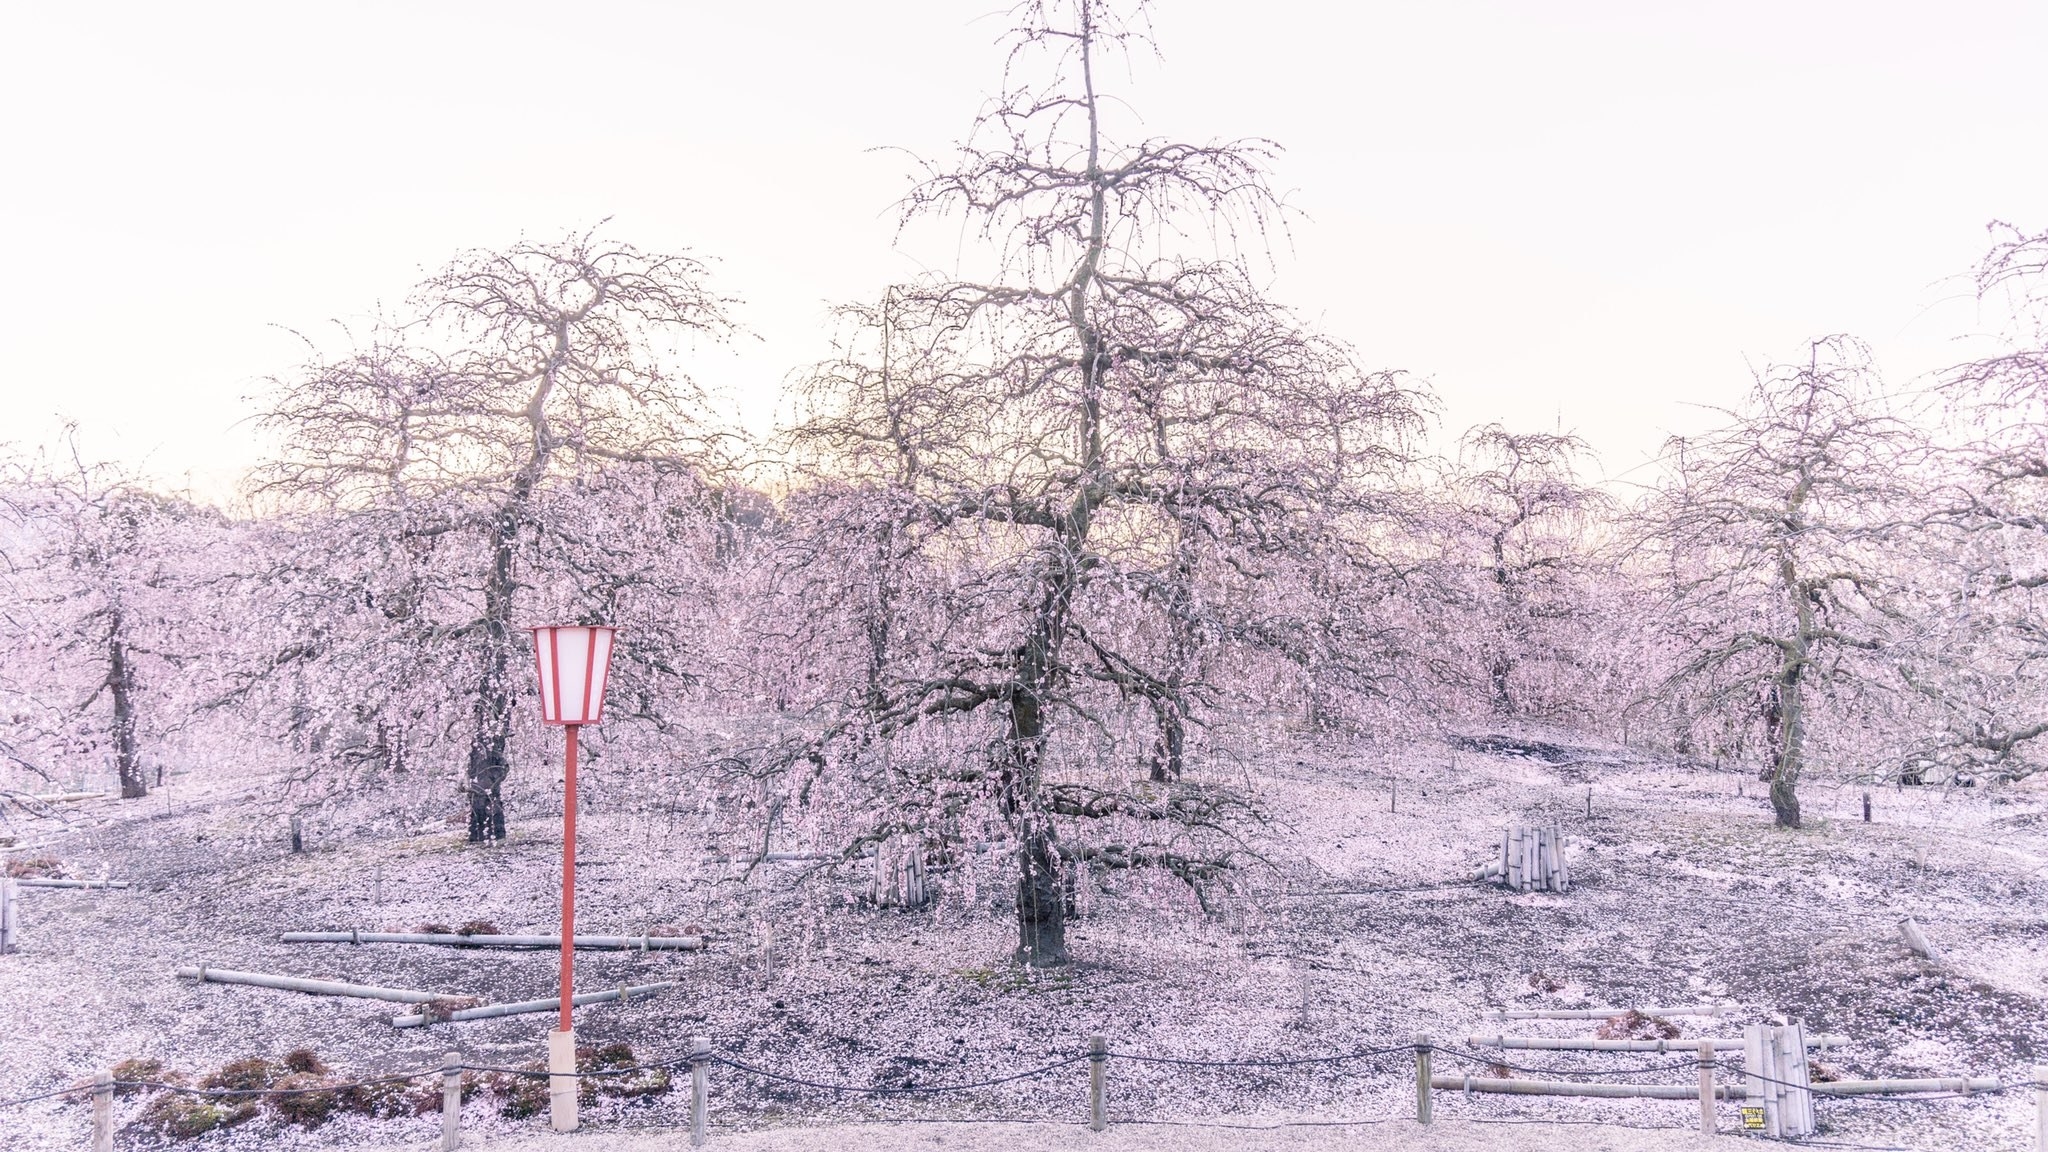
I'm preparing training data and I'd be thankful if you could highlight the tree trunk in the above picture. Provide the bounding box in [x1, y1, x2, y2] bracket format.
[1147, 696, 1185, 783]
[466, 749, 508, 841]
[465, 499, 521, 843]
[862, 522, 896, 720]
[1770, 669, 1805, 828]
[1488, 650, 1515, 716]
[1149, 514, 1193, 782]
[1489, 530, 1521, 715]
[1002, 585, 1071, 967]
[462, 323, 562, 843]
[106, 609, 147, 800]
[1771, 543, 1812, 830]
[1013, 809, 1067, 966]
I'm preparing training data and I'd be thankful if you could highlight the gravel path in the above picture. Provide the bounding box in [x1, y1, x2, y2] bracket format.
[454, 1118, 1754, 1152]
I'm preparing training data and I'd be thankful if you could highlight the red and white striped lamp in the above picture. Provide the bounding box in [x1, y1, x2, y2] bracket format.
[529, 624, 617, 726]
[525, 623, 616, 1132]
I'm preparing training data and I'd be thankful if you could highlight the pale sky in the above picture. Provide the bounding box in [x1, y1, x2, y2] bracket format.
[2, 1, 2043, 500]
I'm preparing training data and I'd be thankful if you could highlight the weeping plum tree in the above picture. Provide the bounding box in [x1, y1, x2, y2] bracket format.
[1643, 336, 1930, 827]
[777, 0, 1419, 965]
[1908, 221, 2048, 777]
[1446, 424, 1608, 717]
[0, 445, 219, 798]
[253, 231, 736, 838]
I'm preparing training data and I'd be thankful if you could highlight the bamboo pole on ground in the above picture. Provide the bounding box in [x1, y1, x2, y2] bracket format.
[14, 878, 130, 889]
[1432, 1076, 2001, 1100]
[282, 930, 704, 951]
[1431, 1076, 1746, 1100]
[391, 982, 676, 1027]
[1481, 1004, 1739, 1021]
[1465, 1034, 1846, 1052]
[177, 966, 472, 1004]
[1817, 1078, 2002, 1095]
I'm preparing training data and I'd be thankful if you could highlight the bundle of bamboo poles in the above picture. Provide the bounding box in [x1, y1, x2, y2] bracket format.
[1743, 1022, 1816, 1137]
[1473, 825, 1570, 892]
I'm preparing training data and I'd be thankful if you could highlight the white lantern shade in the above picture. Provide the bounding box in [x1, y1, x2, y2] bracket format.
[528, 625, 617, 726]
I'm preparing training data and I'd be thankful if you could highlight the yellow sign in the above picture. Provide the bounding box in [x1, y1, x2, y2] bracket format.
[1741, 1106, 1766, 1130]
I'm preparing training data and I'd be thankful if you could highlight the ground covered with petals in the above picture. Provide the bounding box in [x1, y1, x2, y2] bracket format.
[5, 726, 2044, 1151]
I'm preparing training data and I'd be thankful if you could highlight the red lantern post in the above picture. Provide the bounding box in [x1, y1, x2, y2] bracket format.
[527, 624, 616, 1132]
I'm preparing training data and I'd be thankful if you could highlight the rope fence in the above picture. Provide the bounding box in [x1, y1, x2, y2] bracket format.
[6, 1035, 2044, 1150]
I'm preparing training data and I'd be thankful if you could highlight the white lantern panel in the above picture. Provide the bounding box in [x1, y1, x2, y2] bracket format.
[529, 625, 616, 725]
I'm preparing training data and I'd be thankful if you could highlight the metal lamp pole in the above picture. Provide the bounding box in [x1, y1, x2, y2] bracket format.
[559, 721, 579, 1034]
[527, 624, 616, 1135]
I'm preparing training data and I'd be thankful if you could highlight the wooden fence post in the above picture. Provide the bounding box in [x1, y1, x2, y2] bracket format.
[1414, 1035, 1433, 1125]
[1697, 1039, 1715, 1134]
[0, 877, 17, 954]
[440, 1051, 462, 1150]
[1900, 917, 1943, 964]
[2034, 1063, 2046, 1152]
[1089, 1034, 1107, 1132]
[92, 1070, 113, 1152]
[690, 1035, 710, 1148]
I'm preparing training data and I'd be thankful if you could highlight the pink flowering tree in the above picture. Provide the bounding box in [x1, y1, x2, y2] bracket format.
[0, 442, 229, 799]
[1637, 336, 1935, 826]
[755, 0, 1422, 965]
[1440, 424, 1612, 719]
[246, 231, 738, 838]
[1909, 222, 2048, 778]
